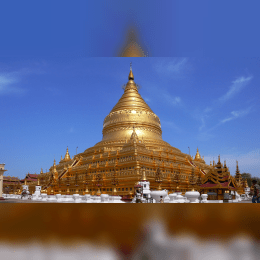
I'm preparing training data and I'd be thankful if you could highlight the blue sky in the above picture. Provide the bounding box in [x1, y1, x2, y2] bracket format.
[0, 0, 259, 57]
[0, 57, 259, 178]
[0, 0, 260, 178]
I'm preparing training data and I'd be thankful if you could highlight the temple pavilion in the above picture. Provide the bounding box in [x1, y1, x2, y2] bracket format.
[37, 66, 242, 197]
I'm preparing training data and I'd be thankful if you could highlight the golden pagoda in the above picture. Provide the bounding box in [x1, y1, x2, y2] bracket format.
[42, 65, 214, 196]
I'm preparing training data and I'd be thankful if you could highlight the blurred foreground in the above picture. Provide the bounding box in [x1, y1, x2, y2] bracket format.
[1, 204, 260, 259]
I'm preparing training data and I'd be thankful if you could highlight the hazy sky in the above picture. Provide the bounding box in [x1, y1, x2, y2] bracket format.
[0, 0, 259, 178]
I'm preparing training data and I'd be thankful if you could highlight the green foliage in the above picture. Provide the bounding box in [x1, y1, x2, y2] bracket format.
[242, 173, 260, 186]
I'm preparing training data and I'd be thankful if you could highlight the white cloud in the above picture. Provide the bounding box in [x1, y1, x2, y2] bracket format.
[0, 73, 26, 95]
[219, 76, 253, 102]
[162, 93, 181, 106]
[154, 58, 188, 75]
[220, 106, 252, 124]
[165, 58, 188, 73]
[143, 97, 152, 103]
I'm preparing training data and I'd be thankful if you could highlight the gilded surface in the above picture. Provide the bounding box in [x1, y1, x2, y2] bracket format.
[23, 66, 242, 196]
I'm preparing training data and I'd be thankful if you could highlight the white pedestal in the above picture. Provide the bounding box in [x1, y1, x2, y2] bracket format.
[41, 194, 48, 201]
[63, 195, 74, 202]
[55, 194, 62, 202]
[82, 194, 93, 203]
[101, 194, 109, 203]
[73, 194, 82, 203]
[185, 190, 200, 203]
[150, 190, 168, 203]
[164, 194, 170, 203]
[201, 194, 208, 203]
[112, 195, 125, 203]
[176, 194, 185, 203]
[91, 195, 101, 203]
[169, 193, 178, 203]
[31, 194, 38, 200]
[47, 195, 57, 202]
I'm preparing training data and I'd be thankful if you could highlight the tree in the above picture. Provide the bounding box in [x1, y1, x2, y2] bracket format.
[252, 176, 260, 185]
[241, 173, 260, 186]
[241, 173, 252, 187]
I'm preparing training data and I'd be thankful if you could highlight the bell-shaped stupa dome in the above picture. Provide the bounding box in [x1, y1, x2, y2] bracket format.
[102, 65, 162, 143]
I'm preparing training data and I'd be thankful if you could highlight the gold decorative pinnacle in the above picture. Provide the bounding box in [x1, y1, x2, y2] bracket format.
[64, 146, 71, 160]
[142, 167, 147, 181]
[195, 147, 201, 160]
[128, 64, 134, 80]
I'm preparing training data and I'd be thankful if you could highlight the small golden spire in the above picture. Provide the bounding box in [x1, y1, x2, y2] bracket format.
[40, 168, 43, 174]
[142, 168, 147, 181]
[64, 146, 71, 161]
[128, 63, 134, 80]
[61, 155, 63, 161]
[53, 159, 56, 167]
[195, 147, 201, 160]
[130, 125, 138, 142]
[218, 155, 221, 163]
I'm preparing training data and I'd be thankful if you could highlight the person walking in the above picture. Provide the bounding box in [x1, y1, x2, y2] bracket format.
[160, 196, 164, 203]
[250, 180, 260, 203]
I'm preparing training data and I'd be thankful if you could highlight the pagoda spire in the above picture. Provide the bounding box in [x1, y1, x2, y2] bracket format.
[128, 62, 134, 80]
[195, 147, 201, 160]
[64, 146, 71, 161]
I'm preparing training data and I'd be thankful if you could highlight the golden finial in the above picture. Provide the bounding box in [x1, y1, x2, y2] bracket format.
[61, 155, 63, 161]
[142, 167, 147, 181]
[218, 155, 220, 163]
[128, 63, 134, 80]
[224, 160, 227, 167]
[195, 147, 201, 160]
[53, 158, 56, 166]
[210, 161, 212, 166]
[40, 168, 43, 174]
[64, 146, 71, 161]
